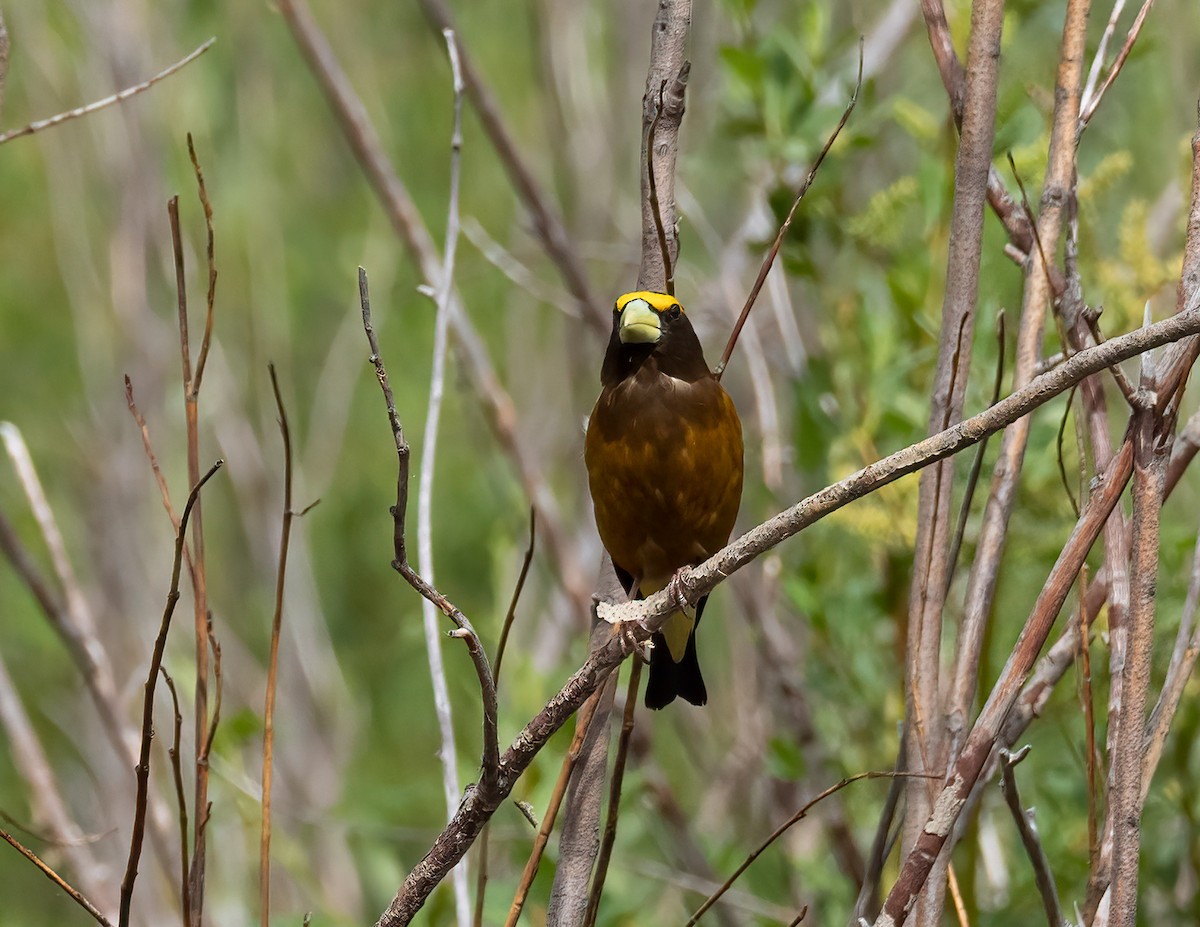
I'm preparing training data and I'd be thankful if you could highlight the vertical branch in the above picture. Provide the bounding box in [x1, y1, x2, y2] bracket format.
[414, 29, 471, 927]
[168, 192, 214, 927]
[119, 461, 223, 927]
[637, 0, 691, 293]
[1108, 392, 1167, 926]
[947, 0, 1092, 763]
[902, 0, 1006, 919]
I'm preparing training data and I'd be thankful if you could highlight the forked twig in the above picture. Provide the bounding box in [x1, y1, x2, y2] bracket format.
[358, 267, 500, 788]
[1, 827, 113, 927]
[119, 459, 223, 927]
[0, 39, 215, 146]
[1078, 0, 1154, 134]
[715, 39, 863, 379]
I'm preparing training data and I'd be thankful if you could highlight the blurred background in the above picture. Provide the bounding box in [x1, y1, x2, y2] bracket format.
[0, 1, 1198, 924]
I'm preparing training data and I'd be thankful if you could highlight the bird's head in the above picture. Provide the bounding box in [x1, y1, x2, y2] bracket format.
[600, 291, 711, 385]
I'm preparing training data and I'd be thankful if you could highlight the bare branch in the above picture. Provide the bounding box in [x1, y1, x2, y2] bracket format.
[0, 39, 215, 146]
[187, 135, 218, 395]
[904, 2, 1007, 916]
[1108, 391, 1167, 927]
[358, 266, 500, 794]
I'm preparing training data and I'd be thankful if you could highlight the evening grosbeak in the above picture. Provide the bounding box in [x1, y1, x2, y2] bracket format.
[585, 292, 744, 708]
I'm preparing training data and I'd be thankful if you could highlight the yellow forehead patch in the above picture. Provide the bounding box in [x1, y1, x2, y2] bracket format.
[616, 291, 684, 314]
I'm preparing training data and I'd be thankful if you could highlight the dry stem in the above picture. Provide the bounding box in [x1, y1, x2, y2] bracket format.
[0, 39, 215, 146]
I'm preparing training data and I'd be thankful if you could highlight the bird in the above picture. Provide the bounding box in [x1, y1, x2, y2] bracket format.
[585, 291, 743, 709]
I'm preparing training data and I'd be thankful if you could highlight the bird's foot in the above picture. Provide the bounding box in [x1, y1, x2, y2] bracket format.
[611, 621, 649, 661]
[665, 568, 691, 610]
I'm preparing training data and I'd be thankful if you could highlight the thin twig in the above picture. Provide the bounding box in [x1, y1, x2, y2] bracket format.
[412, 31, 472, 927]
[494, 509, 535, 683]
[187, 135, 218, 394]
[1078, 0, 1154, 133]
[715, 40, 862, 379]
[119, 460, 223, 927]
[687, 772, 929, 927]
[0, 424, 126, 757]
[1, 827, 113, 927]
[160, 668, 192, 927]
[1082, 0, 1127, 109]
[261, 364, 303, 927]
[0, 39, 215, 146]
[946, 309, 1007, 588]
[581, 660, 643, 927]
[999, 747, 1064, 927]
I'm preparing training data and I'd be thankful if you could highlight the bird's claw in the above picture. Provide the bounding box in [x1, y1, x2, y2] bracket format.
[606, 620, 650, 661]
[666, 569, 690, 610]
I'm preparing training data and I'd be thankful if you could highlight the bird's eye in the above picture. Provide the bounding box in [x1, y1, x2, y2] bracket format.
[667, 306, 682, 321]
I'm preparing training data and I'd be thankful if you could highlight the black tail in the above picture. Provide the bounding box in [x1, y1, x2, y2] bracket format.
[644, 596, 708, 709]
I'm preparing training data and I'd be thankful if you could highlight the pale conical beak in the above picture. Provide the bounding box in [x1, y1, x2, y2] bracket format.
[618, 301, 662, 344]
